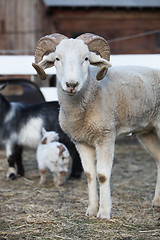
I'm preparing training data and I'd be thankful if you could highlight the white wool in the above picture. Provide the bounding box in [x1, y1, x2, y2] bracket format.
[33, 33, 160, 219]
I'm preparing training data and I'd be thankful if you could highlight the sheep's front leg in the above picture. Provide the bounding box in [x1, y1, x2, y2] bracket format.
[96, 134, 115, 219]
[76, 143, 98, 217]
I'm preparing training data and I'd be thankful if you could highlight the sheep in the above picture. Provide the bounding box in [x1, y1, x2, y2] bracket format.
[32, 33, 160, 219]
[36, 128, 72, 186]
[0, 84, 82, 179]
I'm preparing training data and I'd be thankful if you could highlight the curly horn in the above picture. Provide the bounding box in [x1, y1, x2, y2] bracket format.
[77, 33, 110, 80]
[32, 33, 68, 80]
[77, 33, 110, 61]
[35, 33, 68, 64]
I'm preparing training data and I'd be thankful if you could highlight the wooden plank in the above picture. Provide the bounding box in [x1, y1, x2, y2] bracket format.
[0, 0, 6, 50]
[50, 8, 160, 54]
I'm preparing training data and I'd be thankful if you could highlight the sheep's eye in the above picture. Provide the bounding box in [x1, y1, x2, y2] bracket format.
[85, 57, 89, 61]
[56, 57, 60, 61]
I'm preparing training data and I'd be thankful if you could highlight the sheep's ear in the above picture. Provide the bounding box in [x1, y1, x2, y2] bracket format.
[89, 52, 112, 80]
[39, 53, 55, 69]
[32, 53, 55, 80]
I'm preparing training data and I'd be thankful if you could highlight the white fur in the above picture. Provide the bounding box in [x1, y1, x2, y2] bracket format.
[41, 128, 59, 143]
[6, 133, 18, 157]
[54, 39, 90, 94]
[36, 129, 72, 186]
[19, 117, 43, 148]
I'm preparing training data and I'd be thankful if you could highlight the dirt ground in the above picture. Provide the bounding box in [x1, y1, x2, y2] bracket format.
[0, 137, 160, 240]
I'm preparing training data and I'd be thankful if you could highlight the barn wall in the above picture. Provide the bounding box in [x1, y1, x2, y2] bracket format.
[0, 0, 46, 55]
[46, 8, 160, 54]
[0, 2, 159, 55]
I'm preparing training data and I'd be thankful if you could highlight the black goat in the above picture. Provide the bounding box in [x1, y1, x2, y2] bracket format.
[0, 84, 82, 179]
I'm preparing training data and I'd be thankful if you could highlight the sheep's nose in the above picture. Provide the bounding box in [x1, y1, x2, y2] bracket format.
[66, 82, 78, 90]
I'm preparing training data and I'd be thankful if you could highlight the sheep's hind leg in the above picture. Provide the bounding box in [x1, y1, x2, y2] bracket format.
[137, 130, 160, 207]
[76, 143, 98, 217]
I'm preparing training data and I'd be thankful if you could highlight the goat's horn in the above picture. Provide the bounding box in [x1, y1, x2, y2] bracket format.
[77, 33, 110, 80]
[33, 33, 68, 80]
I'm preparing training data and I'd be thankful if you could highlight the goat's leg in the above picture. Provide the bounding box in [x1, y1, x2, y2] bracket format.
[76, 143, 98, 217]
[39, 169, 46, 185]
[6, 143, 16, 179]
[6, 156, 17, 180]
[96, 134, 115, 219]
[6, 144, 24, 179]
[137, 131, 160, 207]
[15, 145, 24, 176]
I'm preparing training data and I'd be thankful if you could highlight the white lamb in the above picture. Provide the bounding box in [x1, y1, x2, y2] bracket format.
[36, 128, 71, 186]
[33, 33, 160, 219]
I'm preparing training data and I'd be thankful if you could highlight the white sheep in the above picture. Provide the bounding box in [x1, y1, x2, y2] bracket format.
[36, 128, 72, 186]
[33, 33, 160, 219]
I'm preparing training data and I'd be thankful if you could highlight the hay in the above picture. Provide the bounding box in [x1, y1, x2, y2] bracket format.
[0, 139, 160, 239]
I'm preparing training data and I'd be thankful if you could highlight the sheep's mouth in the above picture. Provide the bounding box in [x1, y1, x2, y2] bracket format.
[66, 90, 77, 96]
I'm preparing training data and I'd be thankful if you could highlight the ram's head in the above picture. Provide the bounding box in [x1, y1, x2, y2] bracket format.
[32, 33, 111, 95]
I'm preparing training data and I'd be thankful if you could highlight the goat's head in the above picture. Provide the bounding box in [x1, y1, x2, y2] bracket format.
[32, 33, 111, 95]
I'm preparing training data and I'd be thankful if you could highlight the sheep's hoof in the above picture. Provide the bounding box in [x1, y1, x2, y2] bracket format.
[152, 197, 160, 208]
[86, 206, 98, 217]
[97, 209, 111, 220]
